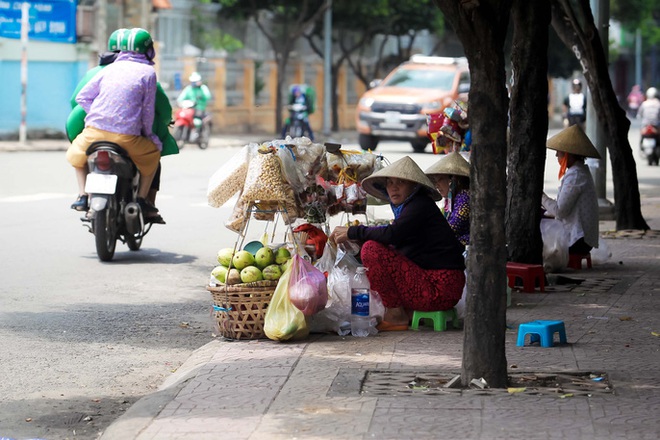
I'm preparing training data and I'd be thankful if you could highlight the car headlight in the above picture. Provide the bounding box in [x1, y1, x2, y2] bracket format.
[359, 97, 375, 109]
[422, 101, 442, 111]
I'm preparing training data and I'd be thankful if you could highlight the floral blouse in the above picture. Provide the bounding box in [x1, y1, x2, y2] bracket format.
[447, 189, 470, 246]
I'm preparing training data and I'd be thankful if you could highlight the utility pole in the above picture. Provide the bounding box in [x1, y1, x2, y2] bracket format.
[587, 0, 615, 219]
[322, 0, 332, 136]
[19, 2, 28, 144]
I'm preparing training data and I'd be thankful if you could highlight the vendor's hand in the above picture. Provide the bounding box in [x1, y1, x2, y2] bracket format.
[329, 226, 350, 245]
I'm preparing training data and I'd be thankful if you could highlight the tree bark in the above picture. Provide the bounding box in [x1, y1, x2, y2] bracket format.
[551, 0, 649, 230]
[433, 0, 511, 389]
[506, 0, 551, 264]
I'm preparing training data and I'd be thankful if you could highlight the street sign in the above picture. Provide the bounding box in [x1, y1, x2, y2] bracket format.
[0, 0, 76, 43]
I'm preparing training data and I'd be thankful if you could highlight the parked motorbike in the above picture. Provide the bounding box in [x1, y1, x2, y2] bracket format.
[173, 99, 212, 149]
[640, 124, 660, 166]
[82, 141, 153, 261]
[285, 103, 312, 138]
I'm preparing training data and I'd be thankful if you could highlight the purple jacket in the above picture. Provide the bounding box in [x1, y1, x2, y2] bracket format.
[76, 52, 162, 150]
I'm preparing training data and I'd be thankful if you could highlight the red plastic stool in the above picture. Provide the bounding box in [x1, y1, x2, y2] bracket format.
[567, 253, 592, 270]
[506, 262, 545, 293]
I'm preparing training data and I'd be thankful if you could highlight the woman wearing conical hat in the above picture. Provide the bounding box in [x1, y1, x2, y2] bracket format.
[329, 157, 466, 331]
[541, 125, 600, 256]
[425, 152, 471, 246]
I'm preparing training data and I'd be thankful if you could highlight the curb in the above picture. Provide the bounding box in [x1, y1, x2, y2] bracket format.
[99, 340, 221, 440]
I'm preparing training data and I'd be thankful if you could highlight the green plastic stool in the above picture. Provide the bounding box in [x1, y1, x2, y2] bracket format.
[410, 308, 459, 332]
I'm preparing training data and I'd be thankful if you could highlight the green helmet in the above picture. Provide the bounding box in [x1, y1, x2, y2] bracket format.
[107, 28, 128, 52]
[119, 28, 153, 54]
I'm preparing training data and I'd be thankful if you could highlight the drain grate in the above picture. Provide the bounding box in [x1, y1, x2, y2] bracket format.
[360, 370, 613, 397]
[544, 277, 621, 294]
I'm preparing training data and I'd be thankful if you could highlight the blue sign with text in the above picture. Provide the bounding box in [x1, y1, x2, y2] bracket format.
[0, 0, 76, 43]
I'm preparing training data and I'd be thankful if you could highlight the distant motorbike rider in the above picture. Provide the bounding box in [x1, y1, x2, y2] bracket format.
[281, 85, 314, 141]
[176, 72, 212, 120]
[563, 78, 587, 129]
[638, 87, 660, 128]
[66, 28, 161, 219]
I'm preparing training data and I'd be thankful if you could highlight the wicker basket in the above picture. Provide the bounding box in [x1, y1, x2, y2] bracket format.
[207, 280, 278, 340]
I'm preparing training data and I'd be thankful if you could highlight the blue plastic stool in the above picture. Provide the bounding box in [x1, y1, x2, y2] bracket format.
[516, 320, 567, 347]
[410, 309, 459, 332]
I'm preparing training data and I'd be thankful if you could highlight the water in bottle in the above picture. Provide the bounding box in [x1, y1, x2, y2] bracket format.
[351, 266, 371, 337]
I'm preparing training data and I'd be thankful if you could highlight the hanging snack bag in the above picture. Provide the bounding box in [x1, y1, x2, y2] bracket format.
[241, 146, 290, 203]
[207, 143, 255, 208]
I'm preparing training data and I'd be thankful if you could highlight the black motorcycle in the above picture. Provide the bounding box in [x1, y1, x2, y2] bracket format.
[285, 103, 313, 139]
[82, 141, 153, 261]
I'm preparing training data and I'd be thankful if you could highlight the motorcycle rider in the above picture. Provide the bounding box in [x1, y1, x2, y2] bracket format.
[66, 28, 162, 219]
[638, 87, 660, 128]
[280, 85, 315, 141]
[66, 28, 176, 224]
[176, 72, 212, 136]
[563, 78, 587, 130]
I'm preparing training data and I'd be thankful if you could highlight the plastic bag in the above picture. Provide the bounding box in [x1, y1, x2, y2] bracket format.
[591, 237, 611, 265]
[207, 144, 254, 208]
[540, 218, 569, 273]
[288, 255, 328, 316]
[241, 148, 290, 202]
[264, 264, 309, 341]
[307, 243, 360, 335]
[225, 190, 249, 233]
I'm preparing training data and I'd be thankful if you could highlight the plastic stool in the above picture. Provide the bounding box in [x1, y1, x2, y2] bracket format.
[410, 309, 459, 332]
[568, 253, 592, 270]
[506, 262, 545, 293]
[516, 320, 567, 347]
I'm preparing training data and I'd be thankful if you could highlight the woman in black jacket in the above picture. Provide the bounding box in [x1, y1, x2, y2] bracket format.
[330, 156, 465, 330]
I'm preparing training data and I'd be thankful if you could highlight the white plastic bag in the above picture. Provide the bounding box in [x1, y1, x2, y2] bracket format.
[540, 218, 569, 273]
[309, 243, 385, 335]
[591, 237, 612, 265]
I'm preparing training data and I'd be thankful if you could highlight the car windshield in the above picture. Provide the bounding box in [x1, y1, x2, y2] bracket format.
[382, 67, 456, 90]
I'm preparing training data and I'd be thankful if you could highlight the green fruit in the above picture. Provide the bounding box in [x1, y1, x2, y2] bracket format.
[240, 266, 263, 283]
[255, 247, 275, 269]
[211, 265, 228, 283]
[262, 264, 282, 281]
[217, 248, 235, 267]
[232, 250, 255, 270]
[274, 247, 291, 264]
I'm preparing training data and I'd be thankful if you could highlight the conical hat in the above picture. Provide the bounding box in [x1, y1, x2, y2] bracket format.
[361, 156, 441, 202]
[546, 125, 601, 159]
[424, 152, 470, 178]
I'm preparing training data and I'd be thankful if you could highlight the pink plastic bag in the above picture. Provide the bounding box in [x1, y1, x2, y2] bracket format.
[288, 254, 328, 316]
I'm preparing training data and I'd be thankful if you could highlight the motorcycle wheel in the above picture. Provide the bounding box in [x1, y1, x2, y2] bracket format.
[125, 233, 143, 251]
[174, 126, 187, 149]
[93, 199, 118, 262]
[291, 123, 303, 138]
[198, 122, 211, 150]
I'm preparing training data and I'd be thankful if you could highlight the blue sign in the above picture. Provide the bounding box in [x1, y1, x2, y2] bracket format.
[0, 0, 76, 43]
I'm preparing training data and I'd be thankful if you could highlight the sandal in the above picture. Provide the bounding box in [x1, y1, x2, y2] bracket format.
[137, 197, 159, 215]
[71, 194, 89, 211]
[145, 214, 166, 225]
[376, 321, 410, 332]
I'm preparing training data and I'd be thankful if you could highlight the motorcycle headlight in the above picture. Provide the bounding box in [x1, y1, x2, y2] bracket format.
[359, 97, 375, 109]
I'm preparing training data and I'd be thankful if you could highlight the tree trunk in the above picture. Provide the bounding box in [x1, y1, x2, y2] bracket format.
[506, 0, 551, 264]
[433, 0, 511, 389]
[551, 0, 649, 230]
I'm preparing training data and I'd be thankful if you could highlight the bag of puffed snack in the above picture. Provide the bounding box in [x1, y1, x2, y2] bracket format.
[207, 144, 256, 208]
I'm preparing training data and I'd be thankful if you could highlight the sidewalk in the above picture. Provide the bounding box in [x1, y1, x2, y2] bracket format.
[99, 222, 660, 438]
[6, 135, 658, 439]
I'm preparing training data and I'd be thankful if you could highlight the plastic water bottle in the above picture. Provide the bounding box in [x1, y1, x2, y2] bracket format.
[351, 266, 371, 337]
